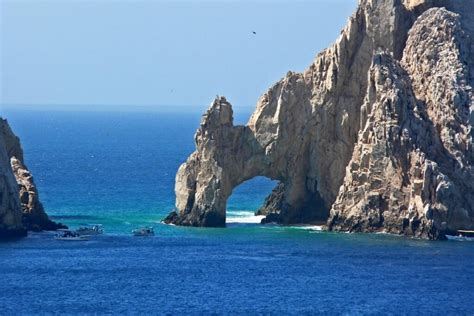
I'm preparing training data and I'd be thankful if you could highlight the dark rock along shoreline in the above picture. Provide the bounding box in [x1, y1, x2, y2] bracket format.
[165, 0, 474, 240]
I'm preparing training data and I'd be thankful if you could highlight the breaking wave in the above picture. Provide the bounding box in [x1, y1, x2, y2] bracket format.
[226, 211, 264, 224]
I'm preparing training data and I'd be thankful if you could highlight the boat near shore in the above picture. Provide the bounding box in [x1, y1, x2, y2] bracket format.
[132, 227, 154, 237]
[55, 229, 89, 241]
[76, 224, 103, 236]
[446, 230, 474, 241]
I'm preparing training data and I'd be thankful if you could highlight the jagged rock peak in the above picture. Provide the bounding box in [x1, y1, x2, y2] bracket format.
[201, 96, 233, 128]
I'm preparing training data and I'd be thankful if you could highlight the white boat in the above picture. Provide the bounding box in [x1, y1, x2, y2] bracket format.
[446, 230, 474, 241]
[55, 229, 89, 241]
[132, 227, 155, 236]
[76, 224, 103, 236]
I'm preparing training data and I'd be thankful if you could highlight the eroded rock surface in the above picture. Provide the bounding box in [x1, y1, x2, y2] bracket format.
[166, 0, 474, 239]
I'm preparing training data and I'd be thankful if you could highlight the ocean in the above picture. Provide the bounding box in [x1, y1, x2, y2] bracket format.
[1, 109, 473, 315]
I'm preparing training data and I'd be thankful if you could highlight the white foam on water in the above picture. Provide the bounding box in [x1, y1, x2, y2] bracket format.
[226, 215, 265, 224]
[159, 221, 175, 226]
[290, 225, 324, 231]
[227, 211, 257, 216]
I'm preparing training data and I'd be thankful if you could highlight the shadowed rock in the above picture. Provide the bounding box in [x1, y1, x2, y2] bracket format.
[0, 122, 26, 238]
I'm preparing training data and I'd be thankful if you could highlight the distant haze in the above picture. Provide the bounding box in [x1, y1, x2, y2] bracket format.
[1, 0, 356, 111]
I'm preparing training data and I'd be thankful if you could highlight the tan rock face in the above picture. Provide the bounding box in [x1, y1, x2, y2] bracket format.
[330, 8, 474, 238]
[404, 8, 474, 232]
[166, 1, 474, 239]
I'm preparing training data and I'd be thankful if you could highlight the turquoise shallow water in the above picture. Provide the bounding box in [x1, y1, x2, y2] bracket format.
[1, 110, 474, 314]
[6, 110, 276, 233]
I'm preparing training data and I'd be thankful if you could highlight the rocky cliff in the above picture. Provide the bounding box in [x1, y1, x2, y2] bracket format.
[0, 119, 64, 237]
[165, 0, 474, 239]
[0, 121, 26, 237]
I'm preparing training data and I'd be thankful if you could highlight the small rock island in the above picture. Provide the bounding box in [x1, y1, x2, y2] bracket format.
[0, 119, 64, 238]
[165, 0, 474, 240]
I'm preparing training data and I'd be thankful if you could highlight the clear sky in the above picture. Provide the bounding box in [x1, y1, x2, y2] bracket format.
[1, 0, 357, 111]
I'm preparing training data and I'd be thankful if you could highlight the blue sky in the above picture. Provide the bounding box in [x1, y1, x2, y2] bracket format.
[1, 0, 356, 111]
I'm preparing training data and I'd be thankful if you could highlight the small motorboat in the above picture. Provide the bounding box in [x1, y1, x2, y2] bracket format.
[55, 229, 89, 241]
[446, 230, 474, 241]
[76, 224, 104, 236]
[132, 227, 155, 237]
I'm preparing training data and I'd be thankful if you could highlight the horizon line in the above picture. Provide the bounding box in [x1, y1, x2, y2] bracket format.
[0, 102, 256, 113]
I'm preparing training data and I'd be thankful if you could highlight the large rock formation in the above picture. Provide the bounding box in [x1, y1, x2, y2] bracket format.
[330, 8, 474, 238]
[165, 0, 474, 239]
[0, 119, 64, 237]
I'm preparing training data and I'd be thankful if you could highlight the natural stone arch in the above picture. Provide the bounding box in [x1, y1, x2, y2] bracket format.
[164, 94, 329, 227]
[164, 0, 474, 239]
[164, 0, 432, 228]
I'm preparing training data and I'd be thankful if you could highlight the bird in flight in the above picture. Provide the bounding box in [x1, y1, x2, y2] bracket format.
[252, 31, 256, 35]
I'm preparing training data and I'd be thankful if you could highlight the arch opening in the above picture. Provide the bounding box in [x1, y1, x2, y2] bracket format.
[226, 176, 278, 224]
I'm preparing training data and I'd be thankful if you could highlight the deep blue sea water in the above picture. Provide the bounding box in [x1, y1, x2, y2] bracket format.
[1, 109, 474, 315]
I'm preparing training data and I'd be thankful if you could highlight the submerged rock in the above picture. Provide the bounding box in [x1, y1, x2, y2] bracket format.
[0, 119, 65, 237]
[166, 0, 474, 239]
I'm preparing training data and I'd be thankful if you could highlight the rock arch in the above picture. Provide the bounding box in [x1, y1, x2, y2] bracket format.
[164, 0, 474, 239]
[164, 0, 420, 228]
[164, 92, 329, 227]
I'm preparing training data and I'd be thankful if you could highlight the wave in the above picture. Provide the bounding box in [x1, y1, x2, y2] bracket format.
[289, 225, 324, 231]
[226, 215, 265, 224]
